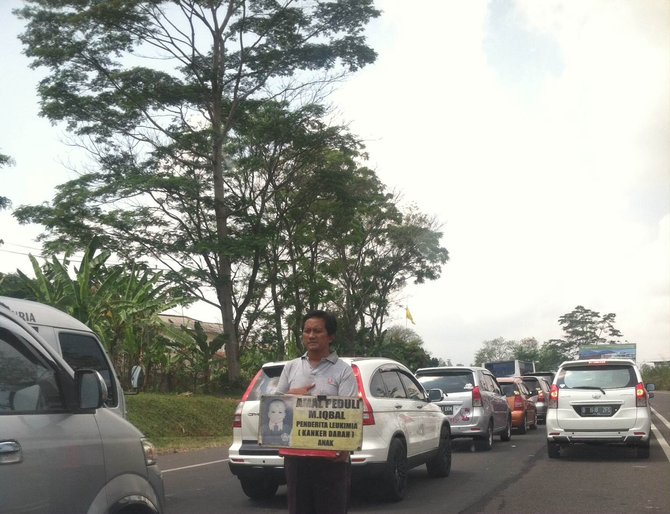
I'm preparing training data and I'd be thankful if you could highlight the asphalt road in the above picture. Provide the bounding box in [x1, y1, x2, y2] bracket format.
[158, 391, 670, 514]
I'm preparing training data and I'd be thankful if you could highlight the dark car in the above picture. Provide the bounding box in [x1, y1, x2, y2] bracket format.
[521, 375, 551, 424]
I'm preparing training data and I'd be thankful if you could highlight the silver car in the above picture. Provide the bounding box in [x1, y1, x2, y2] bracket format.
[521, 375, 551, 424]
[415, 366, 512, 451]
[546, 359, 655, 459]
[0, 303, 165, 513]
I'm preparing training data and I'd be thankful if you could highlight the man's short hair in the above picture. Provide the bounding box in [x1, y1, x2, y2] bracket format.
[302, 310, 337, 336]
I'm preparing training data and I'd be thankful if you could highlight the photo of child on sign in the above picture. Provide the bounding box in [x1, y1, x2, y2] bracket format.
[260, 398, 293, 447]
[259, 395, 363, 451]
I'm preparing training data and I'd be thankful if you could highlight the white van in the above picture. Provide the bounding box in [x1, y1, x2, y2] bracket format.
[0, 296, 127, 418]
[0, 302, 164, 513]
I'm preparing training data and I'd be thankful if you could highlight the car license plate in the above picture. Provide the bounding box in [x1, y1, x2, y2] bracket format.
[580, 405, 613, 417]
[441, 405, 453, 415]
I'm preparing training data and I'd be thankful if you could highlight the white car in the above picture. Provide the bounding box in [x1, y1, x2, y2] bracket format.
[228, 357, 451, 502]
[546, 359, 655, 459]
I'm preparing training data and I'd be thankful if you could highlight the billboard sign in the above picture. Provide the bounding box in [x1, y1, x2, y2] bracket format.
[578, 343, 637, 361]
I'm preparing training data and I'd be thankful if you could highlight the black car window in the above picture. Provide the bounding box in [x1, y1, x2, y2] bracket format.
[247, 366, 284, 401]
[416, 371, 474, 393]
[59, 332, 117, 407]
[0, 327, 64, 413]
[557, 365, 637, 389]
[522, 378, 540, 393]
[398, 372, 425, 401]
[380, 371, 407, 399]
[500, 383, 518, 397]
[369, 371, 388, 398]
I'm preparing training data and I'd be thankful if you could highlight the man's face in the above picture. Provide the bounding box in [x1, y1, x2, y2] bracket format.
[302, 317, 334, 355]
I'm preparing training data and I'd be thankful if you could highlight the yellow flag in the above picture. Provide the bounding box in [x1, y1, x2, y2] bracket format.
[405, 307, 415, 325]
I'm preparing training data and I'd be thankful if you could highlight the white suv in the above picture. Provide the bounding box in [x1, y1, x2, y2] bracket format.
[546, 359, 656, 459]
[228, 357, 451, 502]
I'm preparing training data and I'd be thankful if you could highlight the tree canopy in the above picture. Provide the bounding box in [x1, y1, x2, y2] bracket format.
[13, 1, 449, 382]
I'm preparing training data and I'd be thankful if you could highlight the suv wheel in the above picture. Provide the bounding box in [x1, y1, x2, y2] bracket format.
[426, 427, 452, 478]
[240, 477, 279, 500]
[547, 442, 560, 458]
[381, 438, 408, 501]
[475, 421, 493, 451]
[636, 441, 650, 459]
[499, 416, 512, 442]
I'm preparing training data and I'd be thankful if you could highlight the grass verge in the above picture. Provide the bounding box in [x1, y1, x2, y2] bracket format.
[126, 393, 238, 454]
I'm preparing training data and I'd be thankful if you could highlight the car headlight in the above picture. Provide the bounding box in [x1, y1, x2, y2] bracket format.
[141, 438, 157, 466]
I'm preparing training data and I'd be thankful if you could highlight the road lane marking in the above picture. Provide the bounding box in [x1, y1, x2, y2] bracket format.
[162, 458, 229, 473]
[651, 424, 670, 462]
[651, 407, 670, 430]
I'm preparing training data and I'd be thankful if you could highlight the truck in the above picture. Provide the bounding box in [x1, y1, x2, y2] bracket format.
[484, 359, 536, 378]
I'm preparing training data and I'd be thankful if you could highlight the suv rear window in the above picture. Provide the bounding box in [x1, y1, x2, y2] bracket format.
[557, 364, 637, 389]
[416, 371, 474, 393]
[246, 365, 284, 401]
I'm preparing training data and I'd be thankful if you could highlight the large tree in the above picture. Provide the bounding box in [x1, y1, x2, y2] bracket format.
[556, 305, 624, 358]
[14, 0, 380, 381]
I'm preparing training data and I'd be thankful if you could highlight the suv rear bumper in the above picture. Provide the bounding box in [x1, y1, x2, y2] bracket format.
[546, 430, 651, 444]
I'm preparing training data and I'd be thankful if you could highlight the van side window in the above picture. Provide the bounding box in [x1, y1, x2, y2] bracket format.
[59, 332, 118, 407]
[0, 327, 65, 413]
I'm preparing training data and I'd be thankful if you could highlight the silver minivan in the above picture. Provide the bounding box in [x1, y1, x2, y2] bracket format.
[0, 296, 127, 418]
[415, 366, 512, 450]
[0, 303, 164, 513]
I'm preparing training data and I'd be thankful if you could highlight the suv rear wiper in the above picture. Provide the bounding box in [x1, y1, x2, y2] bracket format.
[573, 386, 607, 395]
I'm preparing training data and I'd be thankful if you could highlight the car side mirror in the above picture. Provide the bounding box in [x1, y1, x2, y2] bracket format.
[427, 389, 444, 402]
[130, 365, 146, 393]
[646, 383, 655, 399]
[76, 369, 108, 410]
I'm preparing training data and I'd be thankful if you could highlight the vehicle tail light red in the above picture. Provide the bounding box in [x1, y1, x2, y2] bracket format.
[233, 368, 263, 428]
[352, 364, 375, 425]
[513, 394, 525, 411]
[635, 382, 648, 407]
[548, 384, 559, 409]
[472, 386, 482, 407]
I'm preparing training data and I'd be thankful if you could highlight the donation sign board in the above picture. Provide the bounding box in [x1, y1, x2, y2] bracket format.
[259, 395, 363, 451]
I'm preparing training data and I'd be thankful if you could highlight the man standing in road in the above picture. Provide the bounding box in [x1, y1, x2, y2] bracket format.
[275, 310, 358, 514]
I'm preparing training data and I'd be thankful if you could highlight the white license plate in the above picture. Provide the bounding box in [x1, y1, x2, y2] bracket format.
[580, 405, 612, 417]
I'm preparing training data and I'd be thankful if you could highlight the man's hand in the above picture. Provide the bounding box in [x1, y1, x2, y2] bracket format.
[287, 383, 315, 395]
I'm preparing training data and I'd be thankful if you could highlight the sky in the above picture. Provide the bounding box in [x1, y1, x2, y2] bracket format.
[1, 0, 668, 367]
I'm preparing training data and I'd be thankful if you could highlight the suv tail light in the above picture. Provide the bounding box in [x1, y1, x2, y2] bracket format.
[548, 384, 559, 409]
[233, 369, 264, 428]
[635, 382, 648, 407]
[513, 394, 525, 411]
[472, 386, 482, 407]
[351, 364, 375, 425]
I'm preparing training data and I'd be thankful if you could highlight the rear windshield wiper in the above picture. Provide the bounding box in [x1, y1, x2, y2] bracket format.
[572, 386, 607, 395]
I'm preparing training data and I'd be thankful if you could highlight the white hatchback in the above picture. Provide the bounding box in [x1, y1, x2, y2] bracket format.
[228, 357, 451, 502]
[546, 359, 655, 458]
